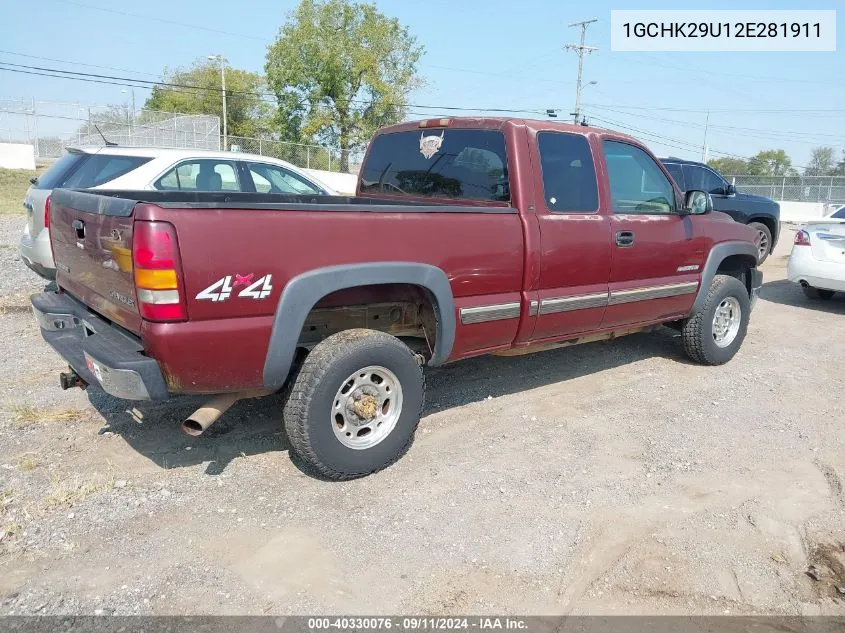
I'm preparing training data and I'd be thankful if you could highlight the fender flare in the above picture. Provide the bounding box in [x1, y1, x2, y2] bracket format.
[262, 262, 456, 389]
[691, 241, 759, 314]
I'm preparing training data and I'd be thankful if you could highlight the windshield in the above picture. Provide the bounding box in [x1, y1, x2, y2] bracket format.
[359, 129, 509, 202]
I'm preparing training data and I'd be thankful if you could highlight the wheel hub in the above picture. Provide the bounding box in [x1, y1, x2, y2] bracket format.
[332, 365, 403, 450]
[712, 296, 742, 348]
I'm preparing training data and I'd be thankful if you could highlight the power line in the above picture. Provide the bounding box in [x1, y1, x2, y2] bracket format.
[49, 0, 267, 42]
[0, 49, 161, 78]
[583, 102, 845, 115]
[0, 63, 549, 115]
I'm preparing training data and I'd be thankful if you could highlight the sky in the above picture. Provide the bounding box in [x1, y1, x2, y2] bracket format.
[0, 0, 843, 170]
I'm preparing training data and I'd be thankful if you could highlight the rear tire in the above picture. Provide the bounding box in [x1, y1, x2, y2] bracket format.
[682, 274, 750, 365]
[283, 329, 424, 480]
[748, 221, 772, 264]
[802, 285, 835, 300]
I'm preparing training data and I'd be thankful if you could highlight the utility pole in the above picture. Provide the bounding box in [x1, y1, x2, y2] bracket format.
[208, 54, 228, 150]
[701, 110, 710, 162]
[565, 18, 598, 124]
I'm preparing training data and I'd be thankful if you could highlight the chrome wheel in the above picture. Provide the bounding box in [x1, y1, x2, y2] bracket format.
[331, 365, 403, 450]
[712, 296, 742, 348]
[757, 230, 769, 261]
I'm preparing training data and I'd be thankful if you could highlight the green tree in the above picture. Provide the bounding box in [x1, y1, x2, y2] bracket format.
[746, 149, 795, 176]
[144, 59, 273, 139]
[265, 0, 424, 171]
[707, 157, 749, 175]
[805, 146, 836, 176]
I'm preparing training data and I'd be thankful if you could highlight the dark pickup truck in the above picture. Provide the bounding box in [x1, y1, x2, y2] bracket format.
[31, 117, 762, 479]
[661, 157, 781, 263]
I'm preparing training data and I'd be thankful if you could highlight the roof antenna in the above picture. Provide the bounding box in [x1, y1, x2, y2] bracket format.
[94, 124, 119, 147]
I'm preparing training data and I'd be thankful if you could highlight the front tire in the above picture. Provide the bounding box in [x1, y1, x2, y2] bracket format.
[682, 274, 750, 365]
[748, 222, 772, 264]
[283, 329, 424, 480]
[801, 285, 835, 300]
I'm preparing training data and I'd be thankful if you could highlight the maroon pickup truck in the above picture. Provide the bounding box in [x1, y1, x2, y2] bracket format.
[31, 117, 762, 479]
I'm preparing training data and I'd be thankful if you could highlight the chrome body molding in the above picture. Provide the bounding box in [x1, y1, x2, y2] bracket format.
[608, 281, 698, 306]
[539, 292, 608, 315]
[460, 302, 521, 325]
[529, 300, 539, 317]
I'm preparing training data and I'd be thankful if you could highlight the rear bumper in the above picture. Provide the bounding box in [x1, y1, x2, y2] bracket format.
[31, 292, 169, 401]
[787, 247, 845, 292]
[19, 226, 56, 278]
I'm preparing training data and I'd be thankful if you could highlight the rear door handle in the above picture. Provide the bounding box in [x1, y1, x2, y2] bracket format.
[615, 231, 635, 247]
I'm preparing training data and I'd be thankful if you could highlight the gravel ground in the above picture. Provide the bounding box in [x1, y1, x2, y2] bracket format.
[0, 216, 843, 616]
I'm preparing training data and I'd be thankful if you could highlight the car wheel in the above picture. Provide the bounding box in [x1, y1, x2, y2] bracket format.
[748, 222, 772, 264]
[283, 329, 424, 480]
[801, 285, 835, 300]
[682, 274, 750, 365]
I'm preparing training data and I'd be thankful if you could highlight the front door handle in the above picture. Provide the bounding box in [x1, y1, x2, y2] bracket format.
[615, 231, 635, 247]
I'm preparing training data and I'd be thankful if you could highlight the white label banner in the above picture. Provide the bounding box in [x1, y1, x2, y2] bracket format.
[610, 10, 836, 51]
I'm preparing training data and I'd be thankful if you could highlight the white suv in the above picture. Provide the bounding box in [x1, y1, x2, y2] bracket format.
[20, 147, 337, 279]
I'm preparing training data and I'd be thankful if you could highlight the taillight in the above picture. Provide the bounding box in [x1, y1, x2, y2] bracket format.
[43, 195, 51, 229]
[794, 229, 811, 246]
[132, 221, 187, 322]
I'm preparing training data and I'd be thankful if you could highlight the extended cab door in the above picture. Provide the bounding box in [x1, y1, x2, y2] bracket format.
[600, 140, 703, 329]
[528, 129, 611, 341]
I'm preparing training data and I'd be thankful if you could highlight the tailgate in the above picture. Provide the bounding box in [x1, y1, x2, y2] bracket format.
[808, 222, 845, 264]
[49, 189, 141, 334]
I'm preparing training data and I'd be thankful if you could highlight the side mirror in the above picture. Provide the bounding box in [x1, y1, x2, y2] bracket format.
[726, 183, 736, 195]
[683, 190, 712, 215]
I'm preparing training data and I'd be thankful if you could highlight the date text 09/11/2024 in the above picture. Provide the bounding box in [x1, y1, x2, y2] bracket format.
[307, 617, 528, 630]
[622, 22, 821, 39]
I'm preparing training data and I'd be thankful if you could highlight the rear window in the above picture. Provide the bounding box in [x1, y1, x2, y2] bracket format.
[360, 129, 509, 202]
[832, 207, 845, 219]
[61, 154, 152, 188]
[32, 152, 86, 190]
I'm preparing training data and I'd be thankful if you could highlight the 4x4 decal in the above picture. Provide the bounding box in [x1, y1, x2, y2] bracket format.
[196, 274, 273, 302]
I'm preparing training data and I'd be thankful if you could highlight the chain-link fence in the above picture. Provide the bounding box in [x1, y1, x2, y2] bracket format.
[726, 174, 845, 203]
[0, 97, 221, 161]
[0, 97, 364, 174]
[226, 135, 365, 173]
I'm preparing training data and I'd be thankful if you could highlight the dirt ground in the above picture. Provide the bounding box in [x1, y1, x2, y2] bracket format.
[0, 218, 843, 616]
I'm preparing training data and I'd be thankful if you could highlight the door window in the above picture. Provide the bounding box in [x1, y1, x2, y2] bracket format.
[155, 159, 240, 191]
[247, 163, 322, 194]
[682, 164, 727, 194]
[537, 132, 598, 212]
[603, 141, 675, 215]
[662, 162, 685, 190]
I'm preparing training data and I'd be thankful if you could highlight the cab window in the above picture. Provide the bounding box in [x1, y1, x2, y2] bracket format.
[603, 141, 675, 215]
[537, 132, 598, 212]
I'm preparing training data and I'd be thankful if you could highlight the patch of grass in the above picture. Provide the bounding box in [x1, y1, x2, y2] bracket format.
[0, 167, 42, 215]
[42, 472, 115, 510]
[15, 454, 39, 472]
[6, 404, 87, 429]
[0, 490, 14, 516]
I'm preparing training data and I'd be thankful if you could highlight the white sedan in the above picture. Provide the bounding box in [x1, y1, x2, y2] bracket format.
[787, 207, 845, 299]
[20, 147, 338, 279]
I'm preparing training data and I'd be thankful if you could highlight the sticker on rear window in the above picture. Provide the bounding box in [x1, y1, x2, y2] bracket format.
[419, 131, 444, 159]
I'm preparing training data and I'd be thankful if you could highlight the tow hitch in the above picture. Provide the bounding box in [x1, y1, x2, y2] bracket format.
[60, 368, 88, 391]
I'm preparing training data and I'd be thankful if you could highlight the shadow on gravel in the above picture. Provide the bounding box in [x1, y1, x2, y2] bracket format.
[760, 279, 845, 314]
[84, 326, 690, 478]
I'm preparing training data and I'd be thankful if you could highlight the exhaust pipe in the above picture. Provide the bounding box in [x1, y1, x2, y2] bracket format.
[181, 390, 268, 436]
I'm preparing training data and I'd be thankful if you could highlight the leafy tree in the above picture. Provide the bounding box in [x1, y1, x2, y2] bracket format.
[265, 0, 424, 172]
[805, 146, 837, 176]
[707, 157, 749, 175]
[144, 59, 273, 138]
[831, 149, 845, 176]
[746, 149, 795, 176]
